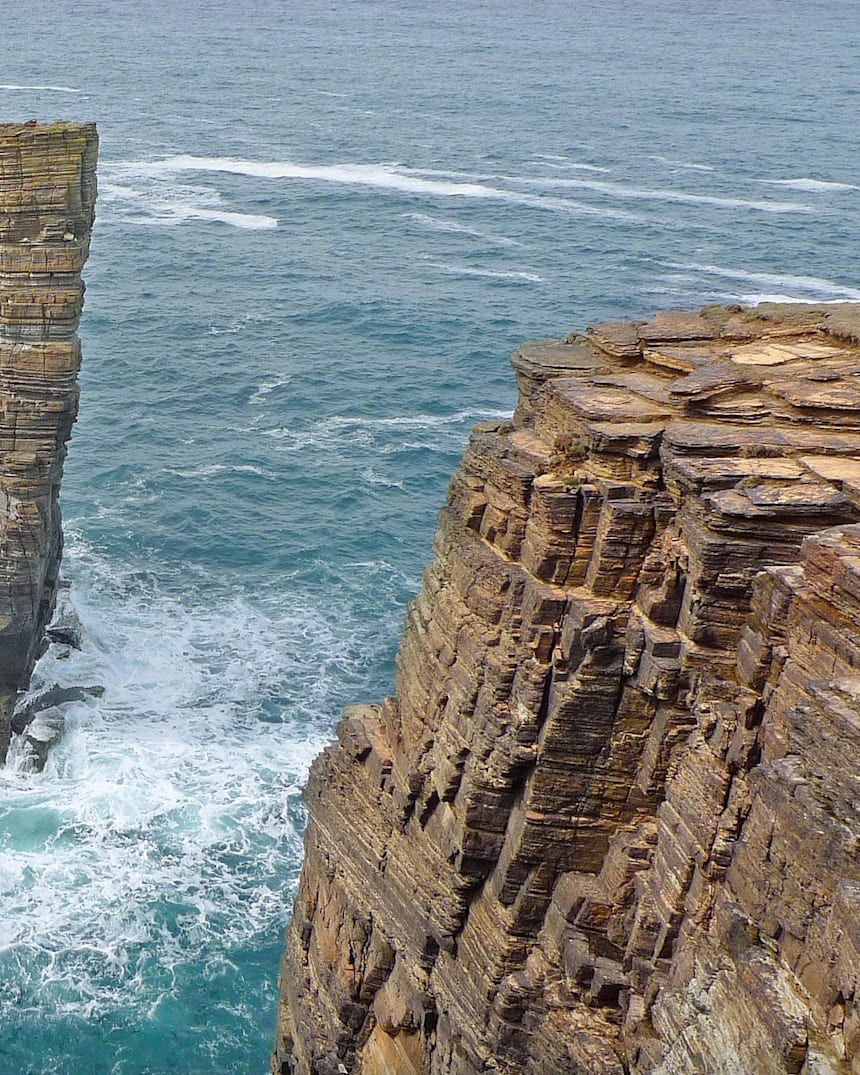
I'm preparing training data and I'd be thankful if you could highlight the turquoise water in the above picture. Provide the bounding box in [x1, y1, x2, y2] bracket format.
[0, 2, 858, 1071]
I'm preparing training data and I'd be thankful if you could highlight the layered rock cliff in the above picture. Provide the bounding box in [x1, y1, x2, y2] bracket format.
[275, 302, 860, 1074]
[0, 120, 97, 760]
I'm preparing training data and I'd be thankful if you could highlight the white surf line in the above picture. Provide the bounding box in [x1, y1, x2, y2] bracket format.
[403, 212, 524, 246]
[113, 156, 645, 222]
[649, 155, 715, 172]
[123, 156, 516, 199]
[533, 153, 608, 171]
[400, 165, 811, 214]
[0, 83, 82, 93]
[713, 291, 847, 306]
[673, 263, 860, 301]
[531, 155, 610, 173]
[494, 174, 813, 214]
[97, 179, 278, 230]
[435, 264, 543, 283]
[759, 177, 858, 193]
[330, 408, 513, 430]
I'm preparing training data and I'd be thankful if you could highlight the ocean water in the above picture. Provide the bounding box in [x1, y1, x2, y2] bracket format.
[0, 2, 858, 1071]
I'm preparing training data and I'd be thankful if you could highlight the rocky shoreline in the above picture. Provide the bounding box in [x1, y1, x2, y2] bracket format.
[275, 302, 860, 1074]
[2, 120, 857, 1075]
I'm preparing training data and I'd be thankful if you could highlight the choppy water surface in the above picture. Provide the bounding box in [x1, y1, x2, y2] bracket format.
[0, 2, 858, 1071]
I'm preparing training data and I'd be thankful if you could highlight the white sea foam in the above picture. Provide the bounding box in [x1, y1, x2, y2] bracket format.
[534, 161, 605, 173]
[164, 463, 277, 481]
[736, 292, 826, 305]
[116, 156, 642, 221]
[129, 155, 518, 199]
[502, 175, 812, 213]
[404, 212, 523, 246]
[0, 83, 81, 93]
[263, 408, 511, 454]
[531, 155, 610, 172]
[178, 207, 277, 229]
[99, 177, 278, 231]
[250, 375, 292, 401]
[361, 467, 405, 489]
[436, 264, 543, 283]
[397, 164, 803, 215]
[682, 288, 816, 306]
[207, 314, 264, 336]
[0, 533, 391, 1019]
[760, 177, 858, 192]
[649, 155, 715, 172]
[353, 409, 505, 430]
[676, 263, 860, 301]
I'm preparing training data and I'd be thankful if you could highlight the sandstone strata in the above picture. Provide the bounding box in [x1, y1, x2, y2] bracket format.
[0, 121, 97, 760]
[276, 302, 860, 1074]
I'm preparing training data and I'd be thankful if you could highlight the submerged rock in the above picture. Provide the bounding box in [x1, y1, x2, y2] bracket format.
[11, 682, 104, 772]
[44, 580, 84, 651]
[11, 683, 105, 736]
[19, 705, 66, 772]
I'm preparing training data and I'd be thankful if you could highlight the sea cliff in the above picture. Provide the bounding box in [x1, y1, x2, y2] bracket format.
[0, 120, 97, 758]
[275, 302, 860, 1074]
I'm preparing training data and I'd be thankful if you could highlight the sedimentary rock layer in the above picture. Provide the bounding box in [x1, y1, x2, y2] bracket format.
[0, 120, 98, 759]
[276, 302, 860, 1074]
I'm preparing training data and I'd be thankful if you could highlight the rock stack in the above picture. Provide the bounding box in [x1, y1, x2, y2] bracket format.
[275, 302, 860, 1074]
[0, 121, 98, 760]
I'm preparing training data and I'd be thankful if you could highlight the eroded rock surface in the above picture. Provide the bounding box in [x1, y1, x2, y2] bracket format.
[276, 302, 860, 1075]
[0, 121, 98, 759]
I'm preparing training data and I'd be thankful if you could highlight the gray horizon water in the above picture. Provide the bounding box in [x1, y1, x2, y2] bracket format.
[0, 1, 858, 1071]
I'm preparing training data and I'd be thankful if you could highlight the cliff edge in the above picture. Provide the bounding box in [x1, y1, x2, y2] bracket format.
[0, 121, 98, 759]
[275, 302, 860, 1074]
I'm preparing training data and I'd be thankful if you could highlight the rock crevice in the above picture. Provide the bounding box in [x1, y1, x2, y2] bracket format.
[276, 302, 860, 1074]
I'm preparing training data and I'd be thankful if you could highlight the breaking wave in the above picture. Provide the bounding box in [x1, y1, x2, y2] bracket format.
[112, 156, 644, 221]
[0, 531, 397, 1032]
[404, 212, 523, 246]
[501, 175, 813, 213]
[0, 83, 81, 93]
[675, 263, 860, 301]
[98, 178, 278, 231]
[435, 264, 543, 283]
[760, 177, 858, 192]
[262, 409, 511, 455]
[649, 155, 715, 172]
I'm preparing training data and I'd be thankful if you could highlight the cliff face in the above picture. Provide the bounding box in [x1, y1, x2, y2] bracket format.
[275, 302, 860, 1075]
[0, 121, 98, 759]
